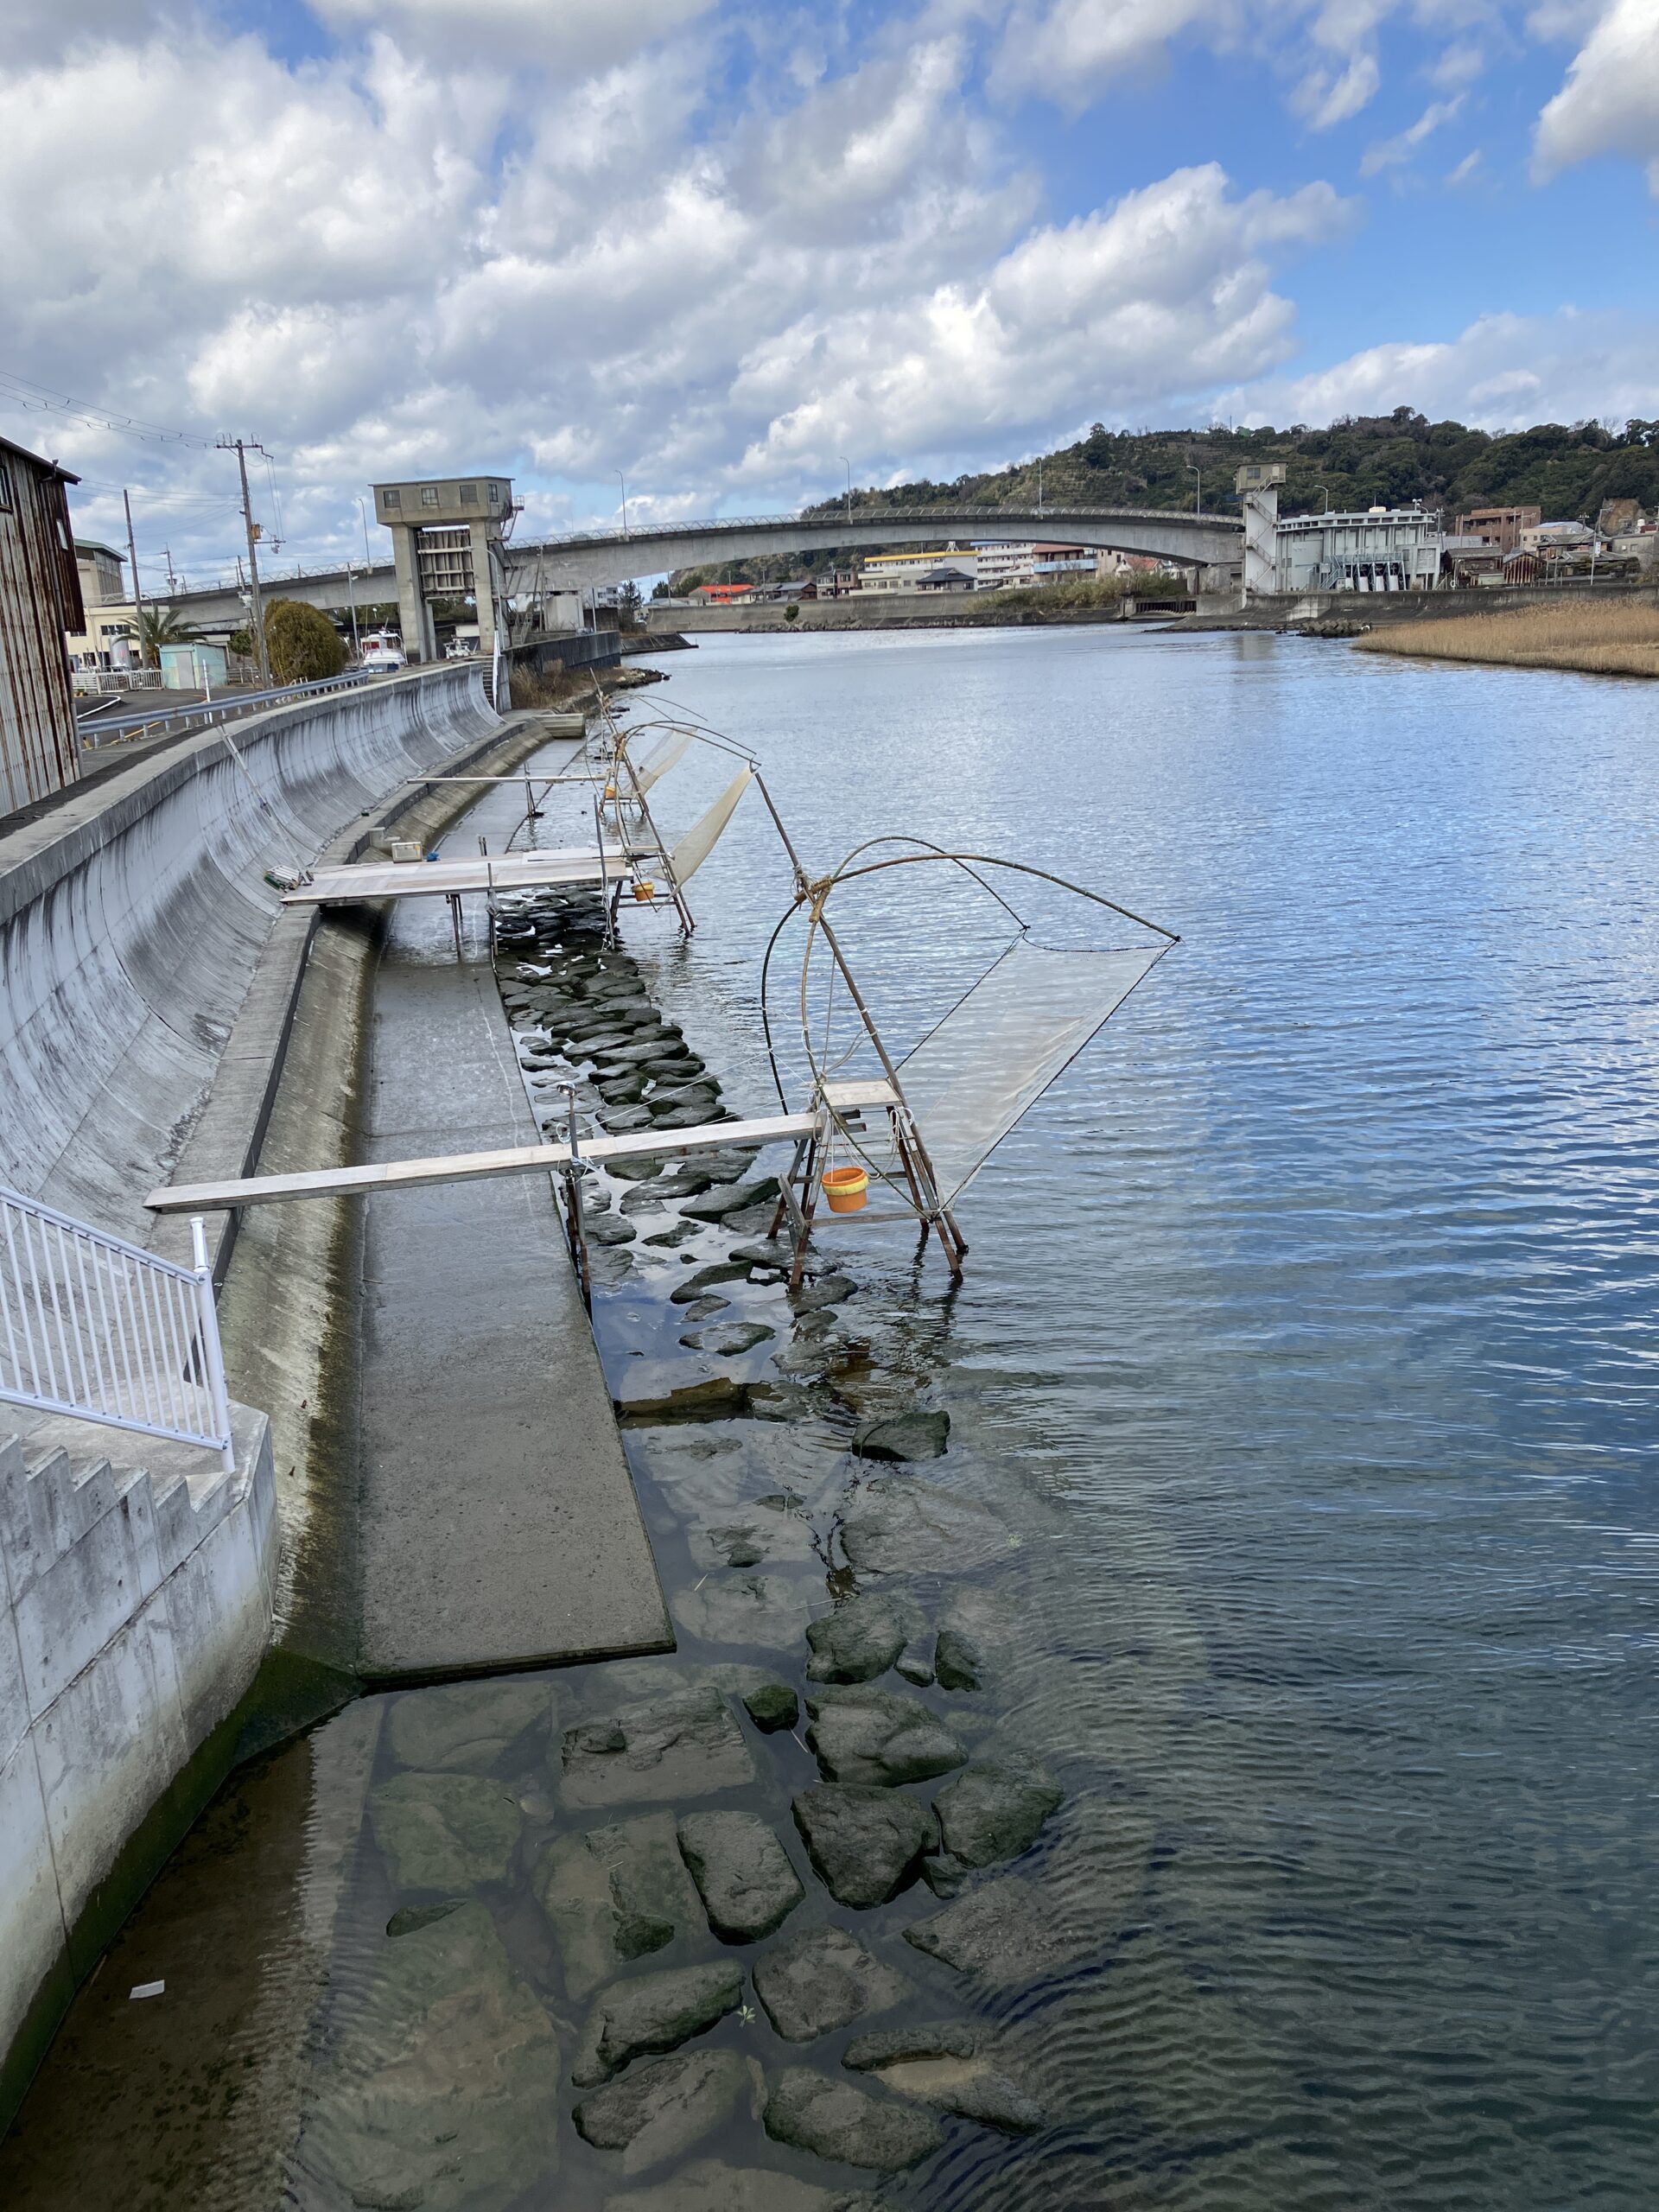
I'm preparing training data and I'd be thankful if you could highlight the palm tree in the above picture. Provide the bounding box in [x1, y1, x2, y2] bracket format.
[135, 605, 200, 666]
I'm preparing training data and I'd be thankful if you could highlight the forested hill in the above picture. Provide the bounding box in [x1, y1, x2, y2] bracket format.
[824, 410, 1659, 524]
[668, 410, 1659, 593]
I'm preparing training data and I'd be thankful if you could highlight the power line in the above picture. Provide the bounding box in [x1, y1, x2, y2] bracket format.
[0, 366, 219, 448]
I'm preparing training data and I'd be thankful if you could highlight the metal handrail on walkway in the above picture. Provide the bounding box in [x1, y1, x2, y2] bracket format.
[0, 1188, 234, 1471]
[77, 668, 375, 751]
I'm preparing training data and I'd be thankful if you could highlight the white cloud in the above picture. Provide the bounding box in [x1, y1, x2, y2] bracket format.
[728, 166, 1352, 474]
[1227, 306, 1659, 427]
[1294, 52, 1382, 126]
[1360, 93, 1465, 172]
[308, 0, 717, 67]
[990, 0, 1214, 105]
[1533, 0, 1659, 190]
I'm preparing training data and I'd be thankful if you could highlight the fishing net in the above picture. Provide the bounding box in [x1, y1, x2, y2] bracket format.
[671, 765, 753, 885]
[896, 938, 1166, 1204]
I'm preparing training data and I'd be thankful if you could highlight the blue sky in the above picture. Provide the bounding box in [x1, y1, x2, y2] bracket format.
[1, 0, 1656, 583]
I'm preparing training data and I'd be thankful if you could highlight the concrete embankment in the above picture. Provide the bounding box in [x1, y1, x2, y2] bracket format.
[0, 668, 638, 2126]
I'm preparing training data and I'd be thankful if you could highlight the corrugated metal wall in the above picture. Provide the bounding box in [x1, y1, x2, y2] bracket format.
[0, 444, 83, 816]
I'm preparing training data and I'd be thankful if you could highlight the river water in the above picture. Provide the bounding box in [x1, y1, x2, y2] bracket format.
[619, 625, 1659, 2208]
[5, 623, 1657, 2210]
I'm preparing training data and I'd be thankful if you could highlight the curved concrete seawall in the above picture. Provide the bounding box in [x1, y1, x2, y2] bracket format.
[0, 664, 499, 1238]
[0, 667, 502, 2126]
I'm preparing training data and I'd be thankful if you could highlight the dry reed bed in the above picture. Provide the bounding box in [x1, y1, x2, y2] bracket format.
[1356, 600, 1659, 678]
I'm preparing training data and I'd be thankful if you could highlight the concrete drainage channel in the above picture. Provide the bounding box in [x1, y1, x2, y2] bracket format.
[0, 715, 1097, 2208]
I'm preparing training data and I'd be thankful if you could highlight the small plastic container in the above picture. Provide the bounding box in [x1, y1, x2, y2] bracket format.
[632, 880, 656, 903]
[822, 1165, 869, 1213]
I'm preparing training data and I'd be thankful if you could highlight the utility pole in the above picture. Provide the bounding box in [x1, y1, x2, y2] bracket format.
[616, 468, 629, 535]
[163, 545, 178, 594]
[345, 563, 361, 660]
[123, 489, 148, 673]
[220, 438, 270, 684]
[841, 457, 852, 527]
[1188, 461, 1202, 514]
[1037, 457, 1044, 516]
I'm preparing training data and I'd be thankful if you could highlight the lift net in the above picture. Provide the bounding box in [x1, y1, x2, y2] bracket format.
[896, 938, 1165, 1205]
[630, 729, 690, 795]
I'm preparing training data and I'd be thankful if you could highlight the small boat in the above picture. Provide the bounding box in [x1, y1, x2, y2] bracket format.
[360, 629, 405, 673]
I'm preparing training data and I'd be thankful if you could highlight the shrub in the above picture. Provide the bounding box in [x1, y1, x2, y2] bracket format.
[264, 598, 348, 685]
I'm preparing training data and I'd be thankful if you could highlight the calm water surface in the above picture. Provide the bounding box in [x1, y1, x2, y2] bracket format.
[627, 625, 1659, 2207]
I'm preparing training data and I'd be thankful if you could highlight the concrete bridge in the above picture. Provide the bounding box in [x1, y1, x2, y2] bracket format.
[159, 504, 1243, 630]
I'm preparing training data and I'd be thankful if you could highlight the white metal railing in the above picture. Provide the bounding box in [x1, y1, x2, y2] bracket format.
[0, 1189, 234, 1471]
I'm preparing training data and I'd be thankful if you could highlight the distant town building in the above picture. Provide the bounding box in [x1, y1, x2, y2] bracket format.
[968, 541, 1090, 591]
[1520, 518, 1593, 555]
[1610, 521, 1657, 570]
[1274, 505, 1444, 593]
[857, 547, 977, 592]
[1453, 505, 1541, 557]
[0, 435, 84, 813]
[65, 538, 140, 673]
[691, 582, 756, 605]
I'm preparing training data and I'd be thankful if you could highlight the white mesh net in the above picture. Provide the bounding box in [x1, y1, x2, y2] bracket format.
[895, 937, 1166, 1205]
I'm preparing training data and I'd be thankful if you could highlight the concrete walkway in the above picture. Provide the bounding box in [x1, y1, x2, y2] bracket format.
[354, 747, 671, 1679]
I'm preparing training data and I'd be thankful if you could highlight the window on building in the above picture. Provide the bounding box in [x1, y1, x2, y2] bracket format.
[460, 483, 478, 505]
[0, 457, 11, 512]
[421, 486, 440, 507]
[384, 488, 401, 508]
[487, 484, 500, 505]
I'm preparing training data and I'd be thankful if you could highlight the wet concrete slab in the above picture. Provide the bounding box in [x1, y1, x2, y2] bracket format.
[355, 758, 671, 1679]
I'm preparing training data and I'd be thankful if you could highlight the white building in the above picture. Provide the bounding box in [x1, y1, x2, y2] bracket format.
[1274, 506, 1444, 594]
[857, 546, 980, 592]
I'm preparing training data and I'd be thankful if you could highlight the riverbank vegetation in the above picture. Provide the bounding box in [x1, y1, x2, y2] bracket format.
[1355, 600, 1659, 678]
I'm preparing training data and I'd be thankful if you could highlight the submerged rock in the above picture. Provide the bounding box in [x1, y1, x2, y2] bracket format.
[369, 1770, 523, 1892]
[674, 1572, 816, 1651]
[385, 1899, 463, 1940]
[574, 2049, 753, 2177]
[842, 2023, 979, 2070]
[839, 1479, 1014, 1577]
[681, 1178, 779, 1223]
[791, 1784, 932, 1908]
[933, 1761, 1062, 1869]
[894, 1643, 936, 1688]
[559, 1686, 754, 1810]
[752, 1924, 911, 2043]
[300, 1901, 558, 2212]
[616, 1376, 750, 1423]
[386, 1680, 551, 1774]
[789, 1274, 855, 1313]
[868, 2054, 1045, 2135]
[572, 1960, 745, 2086]
[850, 1408, 950, 1462]
[804, 1686, 966, 1787]
[931, 1628, 983, 1692]
[677, 1810, 804, 1942]
[533, 1811, 704, 1998]
[764, 2069, 943, 2171]
[901, 1874, 1092, 1986]
[742, 1681, 799, 1733]
[804, 1594, 907, 1684]
[599, 2156, 882, 2212]
[671, 1262, 753, 1304]
[588, 1213, 640, 1246]
[679, 1320, 775, 1356]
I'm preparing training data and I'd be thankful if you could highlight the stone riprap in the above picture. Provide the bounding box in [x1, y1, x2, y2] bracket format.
[534, 1813, 705, 1997]
[388, 1680, 553, 1774]
[369, 1770, 524, 1891]
[804, 1594, 908, 1683]
[677, 1812, 805, 1942]
[764, 2069, 944, 2171]
[751, 1925, 911, 2042]
[804, 1685, 967, 1787]
[573, 2049, 755, 2177]
[933, 1760, 1063, 1868]
[791, 1785, 934, 1908]
[560, 1688, 755, 1809]
[572, 1960, 746, 2085]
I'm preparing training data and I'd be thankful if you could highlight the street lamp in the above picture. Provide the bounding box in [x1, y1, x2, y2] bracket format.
[355, 495, 372, 566]
[345, 562, 360, 660]
[841, 457, 852, 527]
[1187, 461, 1202, 515]
[1037, 456, 1045, 516]
[616, 469, 629, 536]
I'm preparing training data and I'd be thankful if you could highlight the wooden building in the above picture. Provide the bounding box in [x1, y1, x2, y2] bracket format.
[0, 434, 84, 816]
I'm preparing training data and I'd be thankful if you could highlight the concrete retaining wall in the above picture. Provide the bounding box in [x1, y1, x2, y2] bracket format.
[0, 1407, 277, 2124]
[0, 664, 499, 1242]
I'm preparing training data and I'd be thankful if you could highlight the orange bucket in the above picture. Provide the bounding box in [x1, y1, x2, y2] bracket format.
[822, 1165, 868, 1214]
[632, 880, 656, 903]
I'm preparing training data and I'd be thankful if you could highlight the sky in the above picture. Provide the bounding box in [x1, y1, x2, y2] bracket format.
[3, 0, 1656, 588]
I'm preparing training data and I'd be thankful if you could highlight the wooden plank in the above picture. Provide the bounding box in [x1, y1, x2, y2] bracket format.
[145, 1111, 816, 1213]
